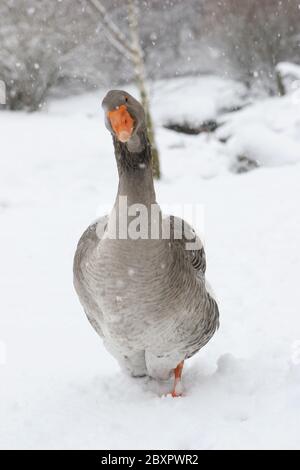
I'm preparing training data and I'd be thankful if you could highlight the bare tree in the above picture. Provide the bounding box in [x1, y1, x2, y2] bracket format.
[0, 0, 94, 110]
[202, 0, 300, 95]
[86, 0, 161, 179]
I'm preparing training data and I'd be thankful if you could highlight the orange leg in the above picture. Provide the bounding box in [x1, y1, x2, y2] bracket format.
[171, 361, 184, 397]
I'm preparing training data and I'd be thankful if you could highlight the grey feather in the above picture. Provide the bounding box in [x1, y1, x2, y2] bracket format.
[73, 216, 108, 338]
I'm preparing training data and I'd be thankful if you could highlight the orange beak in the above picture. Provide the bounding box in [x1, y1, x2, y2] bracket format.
[108, 105, 134, 142]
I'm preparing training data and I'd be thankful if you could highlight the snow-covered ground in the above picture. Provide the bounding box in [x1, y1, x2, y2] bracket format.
[1, 76, 300, 450]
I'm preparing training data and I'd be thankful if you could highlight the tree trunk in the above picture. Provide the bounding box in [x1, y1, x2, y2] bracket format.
[127, 0, 161, 179]
[275, 69, 286, 97]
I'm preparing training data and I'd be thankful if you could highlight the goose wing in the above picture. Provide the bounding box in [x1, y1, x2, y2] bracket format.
[73, 216, 108, 337]
[167, 215, 206, 276]
[167, 214, 219, 355]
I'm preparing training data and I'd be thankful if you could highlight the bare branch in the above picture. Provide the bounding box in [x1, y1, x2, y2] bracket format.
[86, 0, 135, 61]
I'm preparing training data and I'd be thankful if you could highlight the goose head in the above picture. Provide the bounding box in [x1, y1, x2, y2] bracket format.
[102, 90, 146, 144]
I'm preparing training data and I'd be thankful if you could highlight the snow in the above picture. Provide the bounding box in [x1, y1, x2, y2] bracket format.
[276, 61, 300, 81]
[217, 93, 300, 167]
[1, 76, 300, 450]
[150, 75, 246, 124]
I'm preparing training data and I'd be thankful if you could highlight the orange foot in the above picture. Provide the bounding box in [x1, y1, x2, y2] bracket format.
[171, 361, 184, 398]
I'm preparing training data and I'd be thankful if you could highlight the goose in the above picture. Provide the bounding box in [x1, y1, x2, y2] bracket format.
[73, 90, 219, 397]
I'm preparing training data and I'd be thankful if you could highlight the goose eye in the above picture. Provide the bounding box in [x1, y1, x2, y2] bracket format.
[125, 96, 128, 103]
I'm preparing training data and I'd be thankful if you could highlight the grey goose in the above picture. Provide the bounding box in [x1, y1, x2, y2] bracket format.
[73, 90, 219, 396]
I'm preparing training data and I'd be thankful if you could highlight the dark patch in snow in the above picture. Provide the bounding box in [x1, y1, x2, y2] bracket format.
[164, 119, 220, 135]
[219, 103, 249, 114]
[231, 155, 259, 174]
